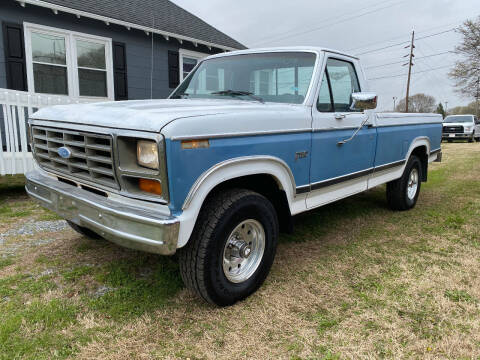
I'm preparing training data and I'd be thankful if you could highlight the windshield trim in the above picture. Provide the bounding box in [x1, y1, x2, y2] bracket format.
[168, 50, 321, 106]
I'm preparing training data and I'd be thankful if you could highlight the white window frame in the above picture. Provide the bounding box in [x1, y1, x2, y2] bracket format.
[24, 22, 114, 100]
[179, 48, 209, 81]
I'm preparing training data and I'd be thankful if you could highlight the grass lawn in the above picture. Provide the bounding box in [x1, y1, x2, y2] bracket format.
[0, 142, 479, 359]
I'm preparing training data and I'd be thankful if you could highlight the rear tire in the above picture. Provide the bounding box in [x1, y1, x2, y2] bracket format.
[178, 189, 279, 306]
[386, 155, 422, 211]
[67, 221, 103, 239]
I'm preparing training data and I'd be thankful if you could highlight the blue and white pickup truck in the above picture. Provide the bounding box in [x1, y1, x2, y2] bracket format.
[26, 47, 442, 306]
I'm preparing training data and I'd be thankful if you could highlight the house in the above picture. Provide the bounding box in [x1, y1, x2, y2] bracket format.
[0, 0, 245, 175]
[1, 0, 245, 100]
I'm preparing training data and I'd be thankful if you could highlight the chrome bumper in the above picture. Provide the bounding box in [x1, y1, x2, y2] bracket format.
[25, 170, 179, 255]
[442, 133, 473, 138]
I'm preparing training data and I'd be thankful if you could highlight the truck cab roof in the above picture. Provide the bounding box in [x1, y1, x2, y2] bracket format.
[206, 46, 359, 60]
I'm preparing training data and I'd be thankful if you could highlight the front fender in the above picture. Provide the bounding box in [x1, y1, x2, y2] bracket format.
[176, 156, 297, 248]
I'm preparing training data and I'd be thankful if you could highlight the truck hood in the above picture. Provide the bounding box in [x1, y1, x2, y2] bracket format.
[31, 99, 292, 133]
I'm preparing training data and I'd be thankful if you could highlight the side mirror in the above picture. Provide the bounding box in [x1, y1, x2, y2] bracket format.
[351, 92, 378, 111]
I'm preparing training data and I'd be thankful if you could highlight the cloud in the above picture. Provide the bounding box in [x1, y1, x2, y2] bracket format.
[172, 0, 478, 109]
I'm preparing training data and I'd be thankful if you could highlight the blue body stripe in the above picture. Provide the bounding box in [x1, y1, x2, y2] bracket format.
[166, 123, 442, 214]
[310, 127, 377, 184]
[374, 123, 441, 166]
[166, 132, 311, 212]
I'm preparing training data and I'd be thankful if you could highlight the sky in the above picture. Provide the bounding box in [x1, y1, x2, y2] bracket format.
[171, 0, 479, 111]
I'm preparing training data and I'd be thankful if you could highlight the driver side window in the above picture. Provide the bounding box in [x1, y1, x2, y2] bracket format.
[317, 58, 361, 112]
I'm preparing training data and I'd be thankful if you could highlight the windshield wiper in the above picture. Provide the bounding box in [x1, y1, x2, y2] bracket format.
[172, 92, 190, 99]
[211, 90, 265, 104]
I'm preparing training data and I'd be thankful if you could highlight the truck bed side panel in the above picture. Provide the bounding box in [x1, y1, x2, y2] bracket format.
[374, 123, 442, 167]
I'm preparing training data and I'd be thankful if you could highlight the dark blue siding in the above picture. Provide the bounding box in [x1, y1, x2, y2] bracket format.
[0, 1, 220, 99]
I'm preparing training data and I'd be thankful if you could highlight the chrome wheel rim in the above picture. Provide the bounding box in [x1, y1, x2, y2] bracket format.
[222, 219, 265, 283]
[407, 168, 419, 200]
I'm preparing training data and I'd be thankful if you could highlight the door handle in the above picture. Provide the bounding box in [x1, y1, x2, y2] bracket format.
[337, 115, 371, 146]
[334, 113, 346, 120]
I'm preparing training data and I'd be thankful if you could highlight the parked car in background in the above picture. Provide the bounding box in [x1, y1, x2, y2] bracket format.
[26, 47, 442, 306]
[442, 115, 480, 142]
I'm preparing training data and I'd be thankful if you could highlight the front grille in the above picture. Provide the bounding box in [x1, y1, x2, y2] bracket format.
[442, 125, 463, 133]
[32, 126, 118, 189]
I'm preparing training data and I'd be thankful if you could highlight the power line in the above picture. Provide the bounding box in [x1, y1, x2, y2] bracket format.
[250, 0, 405, 46]
[356, 28, 456, 56]
[347, 20, 462, 52]
[367, 64, 453, 80]
[365, 51, 453, 69]
[416, 28, 456, 41]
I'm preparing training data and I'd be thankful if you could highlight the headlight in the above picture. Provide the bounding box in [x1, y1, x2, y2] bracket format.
[137, 140, 159, 169]
[465, 126, 473, 132]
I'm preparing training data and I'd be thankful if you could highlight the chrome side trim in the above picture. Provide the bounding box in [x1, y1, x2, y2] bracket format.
[430, 148, 441, 155]
[310, 167, 374, 191]
[374, 122, 443, 127]
[182, 155, 297, 210]
[373, 159, 406, 173]
[295, 159, 407, 194]
[171, 128, 312, 141]
[295, 184, 310, 194]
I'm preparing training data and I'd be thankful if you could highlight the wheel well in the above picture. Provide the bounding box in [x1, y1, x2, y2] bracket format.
[204, 174, 293, 233]
[410, 145, 428, 182]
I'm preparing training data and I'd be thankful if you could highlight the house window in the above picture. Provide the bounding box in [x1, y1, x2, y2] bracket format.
[179, 49, 208, 81]
[31, 32, 68, 95]
[24, 23, 114, 99]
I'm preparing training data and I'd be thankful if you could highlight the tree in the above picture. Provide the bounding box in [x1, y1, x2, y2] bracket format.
[448, 101, 479, 115]
[449, 16, 480, 117]
[435, 103, 446, 118]
[395, 93, 436, 113]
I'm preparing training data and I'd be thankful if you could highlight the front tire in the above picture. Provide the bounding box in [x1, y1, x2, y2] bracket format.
[386, 155, 422, 211]
[178, 189, 279, 306]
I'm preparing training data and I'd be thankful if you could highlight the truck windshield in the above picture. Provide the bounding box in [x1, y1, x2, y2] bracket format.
[444, 116, 473, 123]
[170, 52, 317, 104]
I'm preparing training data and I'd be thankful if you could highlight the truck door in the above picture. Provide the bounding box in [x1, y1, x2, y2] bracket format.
[307, 56, 377, 209]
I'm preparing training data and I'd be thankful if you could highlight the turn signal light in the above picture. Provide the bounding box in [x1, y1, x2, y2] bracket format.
[138, 178, 162, 196]
[181, 139, 209, 149]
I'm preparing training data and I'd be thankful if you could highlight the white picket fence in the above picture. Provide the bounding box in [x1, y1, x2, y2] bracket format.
[0, 89, 106, 175]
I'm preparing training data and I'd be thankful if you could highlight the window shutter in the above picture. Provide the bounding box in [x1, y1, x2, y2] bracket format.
[112, 41, 128, 100]
[168, 50, 179, 89]
[2, 22, 27, 91]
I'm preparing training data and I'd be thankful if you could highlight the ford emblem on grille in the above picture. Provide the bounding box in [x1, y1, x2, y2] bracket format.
[57, 146, 72, 159]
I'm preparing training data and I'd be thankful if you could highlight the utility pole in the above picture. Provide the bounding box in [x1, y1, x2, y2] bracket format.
[393, 96, 397, 111]
[404, 30, 415, 113]
[445, 101, 448, 115]
[476, 76, 479, 118]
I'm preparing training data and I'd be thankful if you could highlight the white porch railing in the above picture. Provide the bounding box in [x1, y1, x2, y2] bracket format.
[0, 89, 107, 175]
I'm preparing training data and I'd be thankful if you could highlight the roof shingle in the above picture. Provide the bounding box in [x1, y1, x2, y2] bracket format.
[37, 0, 246, 49]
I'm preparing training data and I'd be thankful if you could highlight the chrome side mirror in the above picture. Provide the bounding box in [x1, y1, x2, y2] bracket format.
[351, 92, 377, 111]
